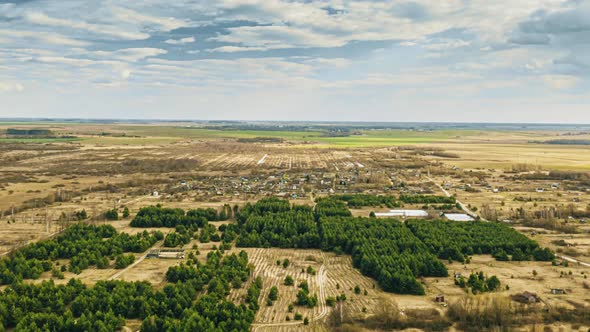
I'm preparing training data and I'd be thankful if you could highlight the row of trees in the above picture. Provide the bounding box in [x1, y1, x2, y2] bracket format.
[321, 194, 400, 208]
[130, 205, 229, 228]
[0, 250, 261, 331]
[399, 194, 456, 204]
[0, 224, 162, 284]
[406, 220, 554, 262]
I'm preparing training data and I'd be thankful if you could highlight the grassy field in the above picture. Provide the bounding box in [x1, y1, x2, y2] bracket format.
[0, 137, 80, 143]
[428, 142, 590, 170]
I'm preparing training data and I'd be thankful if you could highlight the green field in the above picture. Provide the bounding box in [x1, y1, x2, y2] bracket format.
[117, 126, 462, 147]
[0, 137, 80, 143]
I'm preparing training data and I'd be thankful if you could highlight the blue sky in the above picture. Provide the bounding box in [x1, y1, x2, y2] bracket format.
[0, 0, 589, 122]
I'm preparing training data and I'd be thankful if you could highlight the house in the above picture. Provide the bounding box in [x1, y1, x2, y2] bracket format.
[152, 191, 159, 197]
[454, 272, 462, 279]
[147, 249, 160, 258]
[148, 249, 185, 259]
[375, 210, 428, 218]
[444, 213, 475, 222]
[550, 288, 566, 295]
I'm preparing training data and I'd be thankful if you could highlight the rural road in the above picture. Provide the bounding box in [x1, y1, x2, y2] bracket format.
[558, 255, 590, 268]
[251, 252, 330, 331]
[429, 177, 481, 220]
[109, 239, 165, 280]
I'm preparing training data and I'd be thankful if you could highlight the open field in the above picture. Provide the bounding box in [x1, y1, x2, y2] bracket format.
[1, 121, 590, 331]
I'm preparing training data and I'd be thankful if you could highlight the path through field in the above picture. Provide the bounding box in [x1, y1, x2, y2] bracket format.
[251, 251, 330, 331]
[558, 255, 590, 268]
[257, 154, 268, 165]
[109, 239, 165, 280]
[429, 176, 481, 220]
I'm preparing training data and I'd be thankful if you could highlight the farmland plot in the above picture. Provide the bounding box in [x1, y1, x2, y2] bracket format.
[229, 248, 328, 328]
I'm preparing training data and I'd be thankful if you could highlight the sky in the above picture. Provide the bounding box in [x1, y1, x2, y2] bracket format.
[0, 0, 589, 123]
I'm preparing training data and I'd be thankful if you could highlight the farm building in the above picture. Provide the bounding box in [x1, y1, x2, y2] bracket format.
[434, 295, 445, 303]
[444, 213, 475, 222]
[550, 288, 566, 295]
[375, 210, 428, 218]
[147, 249, 185, 259]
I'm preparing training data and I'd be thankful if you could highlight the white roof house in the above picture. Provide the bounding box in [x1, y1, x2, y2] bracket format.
[444, 213, 475, 222]
[375, 210, 428, 218]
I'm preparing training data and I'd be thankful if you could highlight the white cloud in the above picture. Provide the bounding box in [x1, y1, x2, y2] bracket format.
[543, 75, 580, 89]
[121, 70, 132, 79]
[164, 37, 195, 45]
[33, 56, 99, 66]
[424, 39, 470, 51]
[207, 46, 267, 52]
[0, 29, 88, 46]
[112, 6, 189, 31]
[24, 12, 150, 40]
[90, 48, 168, 62]
[0, 82, 24, 92]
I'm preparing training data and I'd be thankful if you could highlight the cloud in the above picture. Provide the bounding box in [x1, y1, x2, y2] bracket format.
[0, 0, 589, 121]
[0, 29, 88, 46]
[391, 2, 430, 21]
[112, 6, 189, 32]
[24, 12, 149, 40]
[207, 45, 267, 52]
[164, 36, 195, 45]
[423, 39, 470, 51]
[0, 82, 24, 92]
[121, 70, 131, 79]
[33, 56, 87, 66]
[90, 48, 168, 62]
[543, 74, 579, 89]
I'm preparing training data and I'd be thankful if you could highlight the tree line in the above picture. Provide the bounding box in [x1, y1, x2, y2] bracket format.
[130, 205, 231, 228]
[319, 194, 400, 208]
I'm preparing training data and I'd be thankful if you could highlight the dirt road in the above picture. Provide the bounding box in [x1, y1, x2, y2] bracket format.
[429, 177, 481, 220]
[109, 239, 165, 280]
[558, 255, 590, 268]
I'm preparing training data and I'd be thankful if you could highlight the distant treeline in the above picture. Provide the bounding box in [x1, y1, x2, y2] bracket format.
[518, 170, 590, 183]
[6, 128, 53, 136]
[318, 194, 454, 208]
[236, 137, 283, 143]
[203, 125, 316, 132]
[538, 139, 590, 145]
[399, 195, 456, 204]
